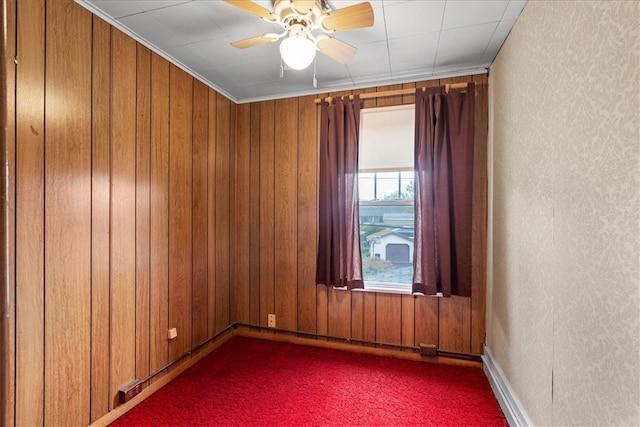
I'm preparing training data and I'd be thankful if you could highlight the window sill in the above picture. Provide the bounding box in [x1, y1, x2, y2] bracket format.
[351, 285, 442, 297]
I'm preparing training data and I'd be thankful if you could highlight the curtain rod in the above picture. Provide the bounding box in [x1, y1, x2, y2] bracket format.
[314, 82, 469, 104]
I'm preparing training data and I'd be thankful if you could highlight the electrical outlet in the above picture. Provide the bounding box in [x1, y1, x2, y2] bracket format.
[268, 314, 276, 328]
[168, 327, 177, 340]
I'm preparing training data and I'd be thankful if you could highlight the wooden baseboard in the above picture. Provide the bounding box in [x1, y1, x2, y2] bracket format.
[235, 326, 483, 369]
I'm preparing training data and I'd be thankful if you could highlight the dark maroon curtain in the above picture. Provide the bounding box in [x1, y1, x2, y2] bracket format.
[316, 96, 364, 290]
[412, 84, 475, 297]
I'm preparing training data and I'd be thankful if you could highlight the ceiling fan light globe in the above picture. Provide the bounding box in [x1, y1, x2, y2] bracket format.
[280, 35, 316, 70]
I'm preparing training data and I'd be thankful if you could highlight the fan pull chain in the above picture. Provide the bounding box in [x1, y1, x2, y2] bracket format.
[313, 57, 318, 88]
[280, 58, 284, 78]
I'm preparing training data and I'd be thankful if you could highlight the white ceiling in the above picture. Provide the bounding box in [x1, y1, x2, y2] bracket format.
[75, 0, 526, 104]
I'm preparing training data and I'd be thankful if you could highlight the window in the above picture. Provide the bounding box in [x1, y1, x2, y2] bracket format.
[358, 104, 415, 292]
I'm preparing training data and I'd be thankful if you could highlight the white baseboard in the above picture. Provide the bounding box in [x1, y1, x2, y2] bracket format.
[482, 346, 534, 427]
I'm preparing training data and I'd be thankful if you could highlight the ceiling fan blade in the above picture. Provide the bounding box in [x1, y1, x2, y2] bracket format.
[291, 0, 316, 14]
[317, 37, 357, 64]
[231, 34, 277, 49]
[321, 2, 374, 32]
[224, 0, 276, 22]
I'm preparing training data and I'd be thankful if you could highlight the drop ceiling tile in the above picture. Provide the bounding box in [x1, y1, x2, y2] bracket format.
[118, 14, 183, 49]
[162, 45, 211, 72]
[204, 2, 282, 40]
[331, 8, 388, 46]
[85, 0, 188, 19]
[435, 22, 498, 67]
[345, 40, 391, 77]
[384, 1, 446, 39]
[188, 38, 254, 68]
[76, 0, 525, 103]
[144, 2, 225, 45]
[441, 0, 508, 30]
[388, 32, 439, 67]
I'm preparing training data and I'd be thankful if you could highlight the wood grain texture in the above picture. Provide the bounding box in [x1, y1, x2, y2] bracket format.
[296, 95, 317, 333]
[192, 79, 209, 346]
[351, 292, 365, 341]
[363, 292, 376, 343]
[274, 97, 298, 331]
[215, 93, 231, 333]
[149, 52, 170, 376]
[471, 74, 488, 354]
[375, 293, 402, 345]
[135, 44, 151, 381]
[233, 102, 251, 325]
[90, 16, 111, 422]
[401, 295, 415, 350]
[316, 285, 328, 336]
[207, 89, 218, 337]
[259, 101, 276, 327]
[438, 296, 471, 353]
[110, 28, 137, 409]
[414, 296, 439, 347]
[15, 0, 44, 423]
[249, 103, 261, 326]
[168, 65, 193, 361]
[1, 0, 17, 423]
[44, 1, 92, 424]
[327, 287, 350, 339]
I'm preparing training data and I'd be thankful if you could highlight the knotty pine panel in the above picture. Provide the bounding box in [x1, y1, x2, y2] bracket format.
[109, 28, 137, 409]
[215, 93, 232, 333]
[296, 95, 318, 333]
[15, 0, 44, 424]
[44, 1, 92, 424]
[192, 79, 209, 346]
[233, 102, 251, 325]
[168, 65, 193, 361]
[149, 52, 170, 375]
[274, 97, 298, 331]
[259, 100, 276, 327]
[90, 16, 111, 422]
[135, 44, 151, 382]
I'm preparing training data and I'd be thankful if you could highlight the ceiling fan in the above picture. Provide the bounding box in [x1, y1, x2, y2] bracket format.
[224, 0, 374, 71]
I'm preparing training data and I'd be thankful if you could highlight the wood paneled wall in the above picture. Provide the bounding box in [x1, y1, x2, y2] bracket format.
[231, 75, 488, 355]
[7, 1, 234, 424]
[3, 1, 487, 425]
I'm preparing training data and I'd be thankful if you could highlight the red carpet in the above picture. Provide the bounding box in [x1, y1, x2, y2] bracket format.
[112, 336, 506, 426]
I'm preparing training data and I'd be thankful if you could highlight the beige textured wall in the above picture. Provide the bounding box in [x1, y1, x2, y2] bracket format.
[487, 1, 639, 426]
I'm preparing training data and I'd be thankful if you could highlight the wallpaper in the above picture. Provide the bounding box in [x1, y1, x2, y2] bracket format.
[487, 1, 639, 426]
